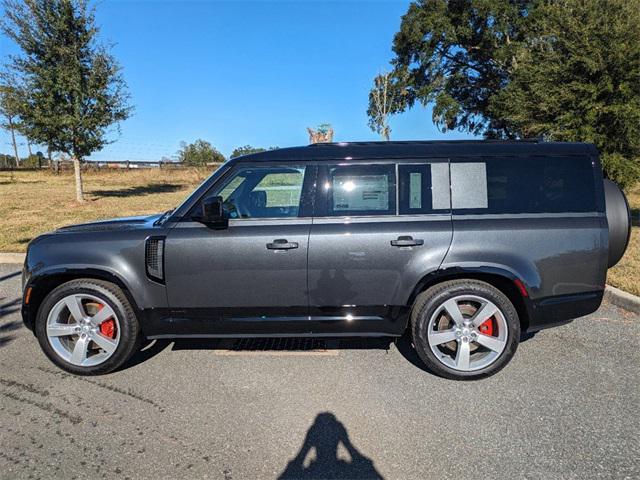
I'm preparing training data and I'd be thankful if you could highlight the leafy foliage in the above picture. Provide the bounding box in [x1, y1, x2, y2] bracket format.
[1, 0, 132, 161]
[386, 0, 530, 136]
[0, 81, 23, 165]
[177, 139, 225, 166]
[229, 145, 279, 158]
[316, 123, 332, 135]
[367, 71, 403, 140]
[230, 145, 266, 159]
[379, 0, 640, 188]
[21, 152, 45, 168]
[0, 82, 21, 130]
[491, 0, 640, 189]
[0, 153, 16, 168]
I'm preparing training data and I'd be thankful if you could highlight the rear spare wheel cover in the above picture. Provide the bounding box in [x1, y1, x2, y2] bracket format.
[604, 179, 631, 268]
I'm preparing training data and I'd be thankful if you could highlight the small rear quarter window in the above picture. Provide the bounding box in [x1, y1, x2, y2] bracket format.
[398, 163, 451, 214]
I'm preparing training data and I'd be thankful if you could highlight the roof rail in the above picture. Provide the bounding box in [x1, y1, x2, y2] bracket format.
[308, 139, 544, 147]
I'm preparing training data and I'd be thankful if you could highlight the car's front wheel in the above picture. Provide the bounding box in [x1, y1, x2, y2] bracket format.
[35, 279, 141, 375]
[411, 279, 520, 380]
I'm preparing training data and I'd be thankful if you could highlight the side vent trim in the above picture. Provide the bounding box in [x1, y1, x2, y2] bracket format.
[145, 236, 166, 284]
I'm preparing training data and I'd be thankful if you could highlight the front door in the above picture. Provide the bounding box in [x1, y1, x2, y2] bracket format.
[307, 160, 453, 335]
[163, 163, 315, 336]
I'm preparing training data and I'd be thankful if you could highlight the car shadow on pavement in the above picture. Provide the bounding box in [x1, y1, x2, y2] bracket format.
[279, 412, 384, 480]
[116, 338, 173, 371]
[118, 332, 537, 373]
[101, 337, 396, 372]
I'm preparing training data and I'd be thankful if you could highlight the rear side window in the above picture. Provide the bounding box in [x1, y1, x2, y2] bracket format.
[451, 156, 597, 214]
[398, 163, 450, 214]
[323, 164, 396, 216]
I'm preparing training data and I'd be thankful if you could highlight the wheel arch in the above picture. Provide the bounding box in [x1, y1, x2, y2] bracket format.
[407, 267, 533, 332]
[24, 268, 141, 332]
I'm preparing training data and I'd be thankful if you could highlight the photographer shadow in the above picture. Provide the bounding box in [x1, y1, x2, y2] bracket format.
[279, 412, 383, 480]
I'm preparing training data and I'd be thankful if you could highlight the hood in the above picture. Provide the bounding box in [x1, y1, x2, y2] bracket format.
[55, 214, 162, 233]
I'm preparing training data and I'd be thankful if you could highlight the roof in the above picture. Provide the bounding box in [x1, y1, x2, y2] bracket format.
[231, 140, 599, 162]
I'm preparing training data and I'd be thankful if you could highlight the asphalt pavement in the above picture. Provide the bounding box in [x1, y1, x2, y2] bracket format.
[0, 263, 638, 479]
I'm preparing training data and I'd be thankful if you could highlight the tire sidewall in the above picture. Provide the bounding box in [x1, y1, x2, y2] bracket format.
[412, 281, 520, 380]
[35, 280, 139, 375]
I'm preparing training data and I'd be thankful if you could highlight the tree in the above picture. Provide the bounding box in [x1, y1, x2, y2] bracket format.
[177, 139, 225, 166]
[0, 83, 22, 167]
[377, 0, 640, 188]
[0, 153, 16, 169]
[490, 0, 640, 190]
[367, 71, 402, 140]
[230, 145, 266, 159]
[307, 123, 334, 143]
[382, 0, 530, 137]
[2, 0, 132, 202]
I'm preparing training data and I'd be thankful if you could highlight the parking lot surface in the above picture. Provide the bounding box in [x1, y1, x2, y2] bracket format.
[0, 263, 638, 479]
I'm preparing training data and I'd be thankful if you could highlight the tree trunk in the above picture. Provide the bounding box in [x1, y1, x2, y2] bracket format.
[8, 117, 19, 167]
[73, 157, 85, 203]
[48, 146, 59, 174]
[27, 139, 33, 157]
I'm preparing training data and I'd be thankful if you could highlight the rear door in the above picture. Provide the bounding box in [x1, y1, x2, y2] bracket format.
[307, 160, 453, 335]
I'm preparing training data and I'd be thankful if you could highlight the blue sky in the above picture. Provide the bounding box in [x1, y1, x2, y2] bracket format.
[0, 0, 474, 161]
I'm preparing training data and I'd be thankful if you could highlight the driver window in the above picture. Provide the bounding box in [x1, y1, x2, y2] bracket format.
[212, 165, 306, 219]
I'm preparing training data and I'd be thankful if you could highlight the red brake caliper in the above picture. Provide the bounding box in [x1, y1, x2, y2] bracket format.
[97, 304, 116, 339]
[479, 317, 495, 336]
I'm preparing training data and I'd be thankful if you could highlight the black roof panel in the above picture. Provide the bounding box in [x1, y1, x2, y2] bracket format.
[232, 140, 598, 163]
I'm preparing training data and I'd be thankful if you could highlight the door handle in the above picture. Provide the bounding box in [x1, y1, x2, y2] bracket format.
[390, 236, 424, 247]
[266, 239, 299, 250]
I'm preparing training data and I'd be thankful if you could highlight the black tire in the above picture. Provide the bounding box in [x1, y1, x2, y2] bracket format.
[604, 179, 631, 268]
[35, 279, 141, 375]
[410, 279, 520, 380]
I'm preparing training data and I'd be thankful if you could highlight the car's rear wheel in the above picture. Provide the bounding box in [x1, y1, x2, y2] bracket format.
[35, 279, 140, 375]
[411, 279, 520, 380]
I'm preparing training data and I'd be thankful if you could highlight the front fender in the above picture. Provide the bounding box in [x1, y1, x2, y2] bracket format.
[23, 230, 168, 325]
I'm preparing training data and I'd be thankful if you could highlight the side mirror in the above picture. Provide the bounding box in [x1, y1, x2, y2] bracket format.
[193, 196, 228, 228]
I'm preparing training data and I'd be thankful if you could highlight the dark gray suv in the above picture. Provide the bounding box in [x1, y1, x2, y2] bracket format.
[21, 141, 631, 379]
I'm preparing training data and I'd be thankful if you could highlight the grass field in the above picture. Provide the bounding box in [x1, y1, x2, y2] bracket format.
[1, 169, 639, 296]
[0, 168, 210, 252]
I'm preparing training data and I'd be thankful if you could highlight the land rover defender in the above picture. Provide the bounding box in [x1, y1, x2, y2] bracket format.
[21, 141, 631, 379]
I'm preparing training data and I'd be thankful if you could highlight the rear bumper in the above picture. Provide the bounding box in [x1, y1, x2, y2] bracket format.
[526, 290, 604, 332]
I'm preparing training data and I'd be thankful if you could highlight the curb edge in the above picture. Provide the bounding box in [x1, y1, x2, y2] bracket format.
[604, 285, 640, 314]
[0, 253, 25, 264]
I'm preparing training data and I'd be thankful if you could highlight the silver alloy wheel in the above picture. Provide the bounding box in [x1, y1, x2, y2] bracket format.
[46, 293, 121, 367]
[427, 295, 508, 372]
